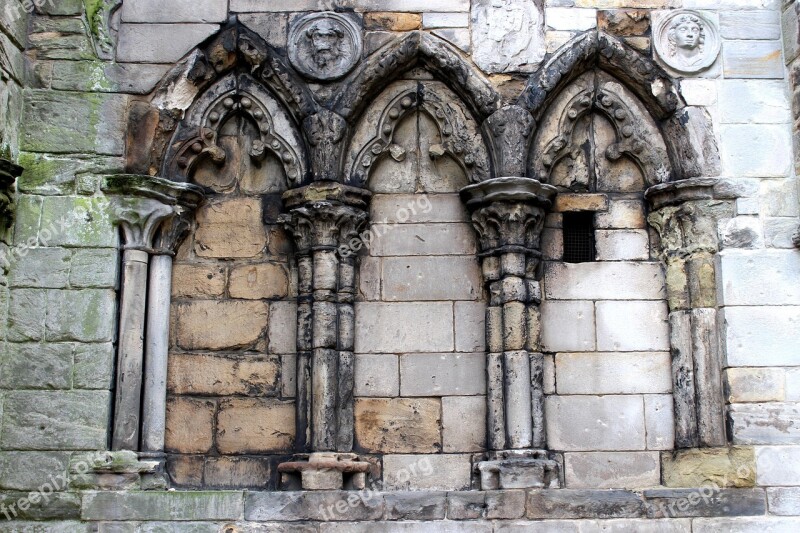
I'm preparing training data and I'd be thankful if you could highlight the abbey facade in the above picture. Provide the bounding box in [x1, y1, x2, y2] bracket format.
[0, 0, 799, 530]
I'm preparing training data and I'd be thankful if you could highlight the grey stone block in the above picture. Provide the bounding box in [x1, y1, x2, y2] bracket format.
[720, 250, 800, 306]
[455, 301, 486, 353]
[764, 218, 800, 248]
[595, 300, 669, 352]
[721, 10, 781, 40]
[22, 90, 129, 156]
[354, 354, 399, 397]
[121, 0, 228, 23]
[723, 306, 800, 366]
[384, 491, 446, 520]
[693, 517, 800, 533]
[540, 300, 596, 352]
[0, 451, 70, 490]
[244, 491, 383, 521]
[730, 403, 800, 445]
[546, 395, 647, 451]
[723, 40, 784, 79]
[423, 13, 470, 28]
[37, 196, 117, 248]
[116, 23, 220, 63]
[83, 491, 244, 521]
[45, 289, 116, 342]
[0, 492, 80, 520]
[69, 248, 119, 289]
[485, 490, 527, 519]
[0, 391, 110, 450]
[321, 522, 492, 533]
[442, 396, 486, 452]
[718, 80, 789, 124]
[0, 342, 73, 389]
[400, 352, 485, 396]
[369, 223, 476, 257]
[382, 256, 481, 301]
[447, 490, 486, 519]
[768, 487, 800, 515]
[383, 454, 472, 491]
[555, 353, 671, 395]
[544, 262, 666, 300]
[645, 394, 675, 451]
[268, 301, 297, 354]
[8, 247, 70, 288]
[73, 342, 114, 390]
[757, 445, 800, 485]
[50, 61, 172, 95]
[7, 289, 46, 341]
[527, 489, 645, 519]
[355, 302, 454, 353]
[564, 452, 660, 489]
[371, 194, 467, 224]
[643, 488, 766, 518]
[720, 124, 792, 177]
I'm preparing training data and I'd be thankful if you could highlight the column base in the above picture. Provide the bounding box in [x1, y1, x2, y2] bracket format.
[478, 450, 561, 490]
[69, 450, 168, 491]
[278, 452, 371, 490]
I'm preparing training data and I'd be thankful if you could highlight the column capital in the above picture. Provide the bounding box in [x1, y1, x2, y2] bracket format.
[0, 159, 23, 235]
[461, 177, 557, 256]
[484, 105, 535, 178]
[101, 174, 206, 251]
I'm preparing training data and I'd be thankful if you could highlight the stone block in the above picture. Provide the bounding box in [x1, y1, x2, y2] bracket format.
[8, 247, 70, 288]
[455, 301, 486, 353]
[564, 451, 660, 489]
[0, 492, 81, 521]
[269, 301, 297, 354]
[544, 262, 666, 300]
[194, 198, 267, 259]
[383, 454, 472, 491]
[372, 195, 467, 224]
[0, 0, 27, 45]
[760, 178, 799, 217]
[73, 342, 114, 389]
[216, 398, 294, 453]
[442, 396, 486, 453]
[22, 90, 128, 155]
[720, 124, 792, 177]
[720, 250, 800, 306]
[729, 403, 800, 444]
[37, 196, 117, 247]
[595, 300, 669, 352]
[369, 223, 476, 256]
[400, 352, 485, 396]
[764, 218, 799, 248]
[16, 152, 122, 196]
[0, 391, 110, 450]
[355, 302, 454, 353]
[555, 352, 671, 395]
[384, 491, 446, 520]
[171, 264, 227, 298]
[364, 12, 421, 31]
[693, 517, 800, 533]
[595, 199, 646, 229]
[70, 248, 119, 288]
[555, 193, 609, 212]
[471, 0, 545, 73]
[281, 353, 296, 398]
[787, 369, 800, 401]
[354, 354, 399, 397]
[547, 8, 597, 31]
[0, 451, 70, 491]
[723, 40, 784, 79]
[229, 263, 289, 300]
[679, 79, 717, 107]
[354, 398, 441, 453]
[661, 447, 756, 488]
[722, 306, 800, 366]
[168, 353, 279, 396]
[382, 256, 481, 301]
[725, 367, 785, 402]
[432, 28, 471, 53]
[121, 0, 227, 23]
[527, 489, 645, 519]
[7, 288, 46, 341]
[757, 445, 800, 485]
[768, 487, 800, 515]
[546, 395, 647, 451]
[175, 300, 269, 351]
[244, 491, 384, 522]
[718, 80, 789, 124]
[117, 23, 220, 63]
[719, 217, 764, 250]
[239, 13, 289, 49]
[595, 230, 650, 260]
[45, 289, 116, 342]
[645, 394, 675, 451]
[164, 396, 216, 454]
[643, 488, 766, 518]
[50, 61, 172, 95]
[358, 256, 381, 301]
[540, 300, 596, 352]
[0, 342, 72, 389]
[423, 13, 470, 28]
[82, 491, 243, 521]
[542, 227, 563, 260]
[167, 455, 204, 487]
[204, 456, 271, 489]
[721, 10, 781, 40]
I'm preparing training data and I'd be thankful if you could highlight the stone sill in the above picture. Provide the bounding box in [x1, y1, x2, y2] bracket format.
[3, 488, 783, 523]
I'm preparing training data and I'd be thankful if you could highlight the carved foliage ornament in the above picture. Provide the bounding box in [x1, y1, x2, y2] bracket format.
[653, 10, 720, 75]
[289, 12, 363, 82]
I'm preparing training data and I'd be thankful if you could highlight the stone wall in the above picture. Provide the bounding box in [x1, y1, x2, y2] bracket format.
[1, 0, 799, 529]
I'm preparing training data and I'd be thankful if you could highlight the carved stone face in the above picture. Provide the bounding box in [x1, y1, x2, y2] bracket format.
[673, 20, 701, 50]
[307, 20, 344, 68]
[289, 13, 362, 81]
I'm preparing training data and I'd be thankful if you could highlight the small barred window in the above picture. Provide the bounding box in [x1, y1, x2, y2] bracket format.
[562, 212, 595, 263]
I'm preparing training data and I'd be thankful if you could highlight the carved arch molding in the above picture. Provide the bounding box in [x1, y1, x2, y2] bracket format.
[112, 22, 729, 490]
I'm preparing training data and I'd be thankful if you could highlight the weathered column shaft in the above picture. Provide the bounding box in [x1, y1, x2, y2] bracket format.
[113, 247, 150, 451]
[336, 254, 357, 451]
[295, 253, 314, 452]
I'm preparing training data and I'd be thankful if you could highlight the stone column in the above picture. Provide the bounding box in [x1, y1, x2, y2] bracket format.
[646, 178, 734, 448]
[461, 176, 561, 490]
[102, 175, 204, 452]
[278, 182, 372, 490]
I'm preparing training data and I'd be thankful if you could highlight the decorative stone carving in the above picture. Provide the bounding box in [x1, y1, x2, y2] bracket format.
[304, 109, 348, 182]
[471, 0, 545, 74]
[653, 10, 721, 75]
[289, 12, 363, 82]
[86, 0, 122, 60]
[485, 106, 535, 179]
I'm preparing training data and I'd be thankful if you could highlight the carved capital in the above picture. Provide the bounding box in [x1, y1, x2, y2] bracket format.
[485, 106, 535, 178]
[153, 210, 193, 255]
[461, 177, 557, 256]
[101, 174, 205, 251]
[0, 159, 23, 235]
[304, 110, 348, 182]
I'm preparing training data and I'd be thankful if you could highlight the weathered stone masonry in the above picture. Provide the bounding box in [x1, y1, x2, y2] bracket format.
[1, 0, 800, 529]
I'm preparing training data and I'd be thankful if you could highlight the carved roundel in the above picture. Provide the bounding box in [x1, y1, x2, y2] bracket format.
[288, 12, 363, 82]
[653, 10, 720, 75]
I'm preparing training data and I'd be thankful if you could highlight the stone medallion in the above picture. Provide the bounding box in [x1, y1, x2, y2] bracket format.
[653, 10, 720, 75]
[288, 12, 362, 81]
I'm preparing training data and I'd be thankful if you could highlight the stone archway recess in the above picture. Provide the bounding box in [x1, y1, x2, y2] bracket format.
[104, 23, 731, 490]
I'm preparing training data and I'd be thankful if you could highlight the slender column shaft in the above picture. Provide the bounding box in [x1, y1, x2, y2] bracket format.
[336, 256, 356, 451]
[311, 249, 340, 452]
[112, 248, 150, 451]
[296, 254, 313, 452]
[141, 253, 173, 453]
